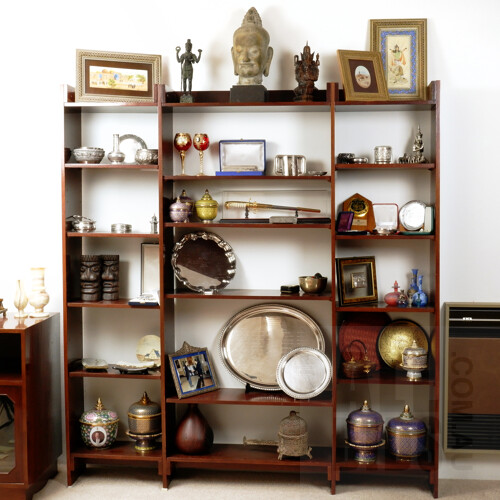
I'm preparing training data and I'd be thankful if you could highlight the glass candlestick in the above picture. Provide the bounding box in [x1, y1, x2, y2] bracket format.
[193, 133, 209, 176]
[174, 133, 192, 175]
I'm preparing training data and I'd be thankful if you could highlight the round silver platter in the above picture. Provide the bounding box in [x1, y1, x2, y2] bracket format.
[399, 200, 426, 231]
[219, 304, 325, 391]
[171, 231, 236, 294]
[276, 347, 332, 399]
[118, 134, 147, 163]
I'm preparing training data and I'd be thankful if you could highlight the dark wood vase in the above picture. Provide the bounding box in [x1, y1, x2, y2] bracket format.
[175, 404, 214, 454]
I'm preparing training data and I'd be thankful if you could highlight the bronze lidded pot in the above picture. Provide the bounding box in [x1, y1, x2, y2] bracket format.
[346, 400, 384, 463]
[195, 189, 218, 223]
[79, 398, 119, 449]
[126, 392, 162, 452]
[277, 411, 312, 460]
[386, 404, 426, 461]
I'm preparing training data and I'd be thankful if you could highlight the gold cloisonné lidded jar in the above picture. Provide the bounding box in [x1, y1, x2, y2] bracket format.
[345, 400, 385, 463]
[386, 404, 426, 461]
[126, 392, 162, 452]
[195, 189, 218, 223]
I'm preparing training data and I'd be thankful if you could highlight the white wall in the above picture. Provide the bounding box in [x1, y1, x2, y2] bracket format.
[1, 0, 499, 481]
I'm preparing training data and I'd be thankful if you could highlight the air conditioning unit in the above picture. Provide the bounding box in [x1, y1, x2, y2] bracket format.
[444, 303, 500, 453]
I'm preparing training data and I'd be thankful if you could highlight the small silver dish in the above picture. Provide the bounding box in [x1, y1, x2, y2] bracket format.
[352, 157, 369, 164]
[73, 147, 105, 164]
[111, 223, 132, 233]
[67, 215, 96, 232]
[301, 171, 327, 176]
[135, 148, 159, 165]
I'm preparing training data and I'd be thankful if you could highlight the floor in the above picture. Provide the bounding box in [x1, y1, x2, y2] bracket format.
[33, 466, 500, 499]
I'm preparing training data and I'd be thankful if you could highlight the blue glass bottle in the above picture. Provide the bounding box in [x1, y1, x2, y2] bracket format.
[411, 274, 428, 307]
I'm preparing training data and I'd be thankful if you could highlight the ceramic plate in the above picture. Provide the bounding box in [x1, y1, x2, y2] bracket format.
[219, 304, 325, 390]
[118, 134, 147, 163]
[136, 334, 161, 365]
[111, 360, 157, 373]
[171, 231, 236, 294]
[276, 347, 332, 399]
[377, 320, 428, 370]
[82, 358, 108, 370]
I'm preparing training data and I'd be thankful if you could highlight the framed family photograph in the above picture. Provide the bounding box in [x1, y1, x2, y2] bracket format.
[336, 256, 378, 306]
[370, 19, 427, 100]
[168, 342, 218, 399]
[76, 49, 161, 103]
[337, 50, 389, 101]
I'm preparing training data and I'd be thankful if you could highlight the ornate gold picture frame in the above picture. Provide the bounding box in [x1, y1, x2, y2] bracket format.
[336, 256, 378, 306]
[370, 19, 427, 100]
[337, 50, 389, 102]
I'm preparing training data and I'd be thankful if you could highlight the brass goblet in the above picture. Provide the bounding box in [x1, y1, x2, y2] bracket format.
[174, 132, 192, 175]
[193, 133, 210, 176]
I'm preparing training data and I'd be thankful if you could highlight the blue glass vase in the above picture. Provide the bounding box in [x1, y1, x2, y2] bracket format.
[411, 275, 428, 307]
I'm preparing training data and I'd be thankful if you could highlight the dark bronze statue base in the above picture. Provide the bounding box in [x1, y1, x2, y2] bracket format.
[180, 93, 194, 103]
[230, 85, 267, 103]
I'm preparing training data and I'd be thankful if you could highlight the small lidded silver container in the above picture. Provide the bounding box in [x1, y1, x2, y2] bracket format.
[401, 340, 428, 381]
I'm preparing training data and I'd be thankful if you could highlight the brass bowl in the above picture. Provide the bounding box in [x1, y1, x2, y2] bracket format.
[299, 275, 327, 294]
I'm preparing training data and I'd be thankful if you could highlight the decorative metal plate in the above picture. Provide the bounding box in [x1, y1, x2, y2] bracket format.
[118, 134, 147, 163]
[171, 232, 236, 294]
[219, 304, 325, 391]
[399, 200, 426, 231]
[377, 320, 428, 370]
[276, 347, 332, 399]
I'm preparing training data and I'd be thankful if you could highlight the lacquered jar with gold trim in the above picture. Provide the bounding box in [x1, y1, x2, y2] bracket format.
[127, 392, 161, 452]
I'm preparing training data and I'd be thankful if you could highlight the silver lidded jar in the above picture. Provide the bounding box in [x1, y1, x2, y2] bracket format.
[169, 197, 190, 223]
[386, 404, 426, 461]
[401, 339, 428, 381]
[127, 392, 162, 452]
[346, 400, 385, 463]
[277, 411, 312, 460]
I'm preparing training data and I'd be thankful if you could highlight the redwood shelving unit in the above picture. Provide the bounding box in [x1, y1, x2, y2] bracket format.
[61, 81, 439, 495]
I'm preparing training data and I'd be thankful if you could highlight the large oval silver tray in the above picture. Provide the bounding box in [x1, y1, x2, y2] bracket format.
[276, 347, 332, 399]
[219, 304, 325, 391]
[399, 200, 426, 231]
[118, 134, 147, 163]
[171, 232, 236, 294]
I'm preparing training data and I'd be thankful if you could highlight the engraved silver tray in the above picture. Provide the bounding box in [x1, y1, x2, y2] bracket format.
[171, 232, 236, 294]
[276, 347, 332, 399]
[219, 304, 325, 390]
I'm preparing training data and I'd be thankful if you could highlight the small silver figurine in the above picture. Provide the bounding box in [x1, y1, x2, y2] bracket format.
[399, 125, 427, 163]
[150, 214, 158, 234]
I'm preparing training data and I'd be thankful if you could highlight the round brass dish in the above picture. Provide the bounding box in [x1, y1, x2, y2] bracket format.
[377, 320, 428, 370]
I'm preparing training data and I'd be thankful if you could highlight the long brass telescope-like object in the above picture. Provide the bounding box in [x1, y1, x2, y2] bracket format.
[224, 200, 321, 216]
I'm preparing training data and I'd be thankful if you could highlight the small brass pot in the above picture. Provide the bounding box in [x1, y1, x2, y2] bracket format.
[127, 392, 161, 452]
[195, 189, 218, 223]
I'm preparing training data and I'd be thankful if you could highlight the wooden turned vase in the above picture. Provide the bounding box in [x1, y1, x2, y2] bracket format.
[175, 404, 213, 454]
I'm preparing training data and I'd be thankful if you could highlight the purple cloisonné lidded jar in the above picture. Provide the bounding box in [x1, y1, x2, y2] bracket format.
[386, 404, 426, 461]
[346, 400, 385, 463]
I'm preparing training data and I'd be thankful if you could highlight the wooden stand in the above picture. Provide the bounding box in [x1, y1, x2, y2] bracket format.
[0, 314, 61, 500]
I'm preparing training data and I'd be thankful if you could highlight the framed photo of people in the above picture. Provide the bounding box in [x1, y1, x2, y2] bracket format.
[370, 19, 427, 100]
[168, 342, 218, 399]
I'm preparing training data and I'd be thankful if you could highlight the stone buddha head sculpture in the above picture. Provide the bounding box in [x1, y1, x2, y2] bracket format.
[231, 7, 273, 86]
[101, 255, 119, 301]
[80, 255, 102, 302]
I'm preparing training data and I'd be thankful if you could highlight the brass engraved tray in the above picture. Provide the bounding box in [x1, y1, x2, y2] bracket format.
[377, 319, 428, 370]
[219, 304, 325, 391]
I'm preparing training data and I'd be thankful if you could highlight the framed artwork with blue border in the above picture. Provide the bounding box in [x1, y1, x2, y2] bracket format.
[370, 19, 427, 100]
[169, 341, 218, 399]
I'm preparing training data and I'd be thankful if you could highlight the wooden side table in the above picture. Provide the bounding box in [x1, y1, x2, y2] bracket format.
[0, 313, 61, 500]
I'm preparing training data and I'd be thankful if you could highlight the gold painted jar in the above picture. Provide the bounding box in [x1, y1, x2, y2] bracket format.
[277, 411, 312, 460]
[195, 189, 218, 223]
[127, 392, 161, 435]
[79, 398, 119, 449]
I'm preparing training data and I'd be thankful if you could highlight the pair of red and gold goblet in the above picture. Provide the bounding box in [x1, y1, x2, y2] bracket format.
[174, 133, 209, 176]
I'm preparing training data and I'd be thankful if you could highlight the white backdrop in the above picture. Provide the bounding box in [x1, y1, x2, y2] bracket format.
[1, 0, 499, 480]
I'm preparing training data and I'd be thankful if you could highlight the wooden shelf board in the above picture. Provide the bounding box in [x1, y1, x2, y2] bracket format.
[335, 163, 435, 171]
[0, 372, 23, 386]
[337, 448, 434, 471]
[163, 175, 331, 181]
[165, 289, 332, 300]
[336, 302, 434, 313]
[337, 371, 435, 386]
[168, 444, 331, 470]
[166, 388, 333, 406]
[67, 232, 160, 239]
[71, 441, 162, 462]
[65, 163, 158, 170]
[164, 222, 331, 229]
[69, 368, 161, 380]
[67, 299, 159, 309]
[336, 234, 435, 241]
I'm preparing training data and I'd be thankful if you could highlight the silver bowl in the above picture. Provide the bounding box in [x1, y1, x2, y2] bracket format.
[135, 148, 158, 165]
[73, 147, 105, 164]
[299, 275, 327, 294]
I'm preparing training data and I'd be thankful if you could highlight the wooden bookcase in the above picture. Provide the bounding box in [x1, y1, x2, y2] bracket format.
[61, 81, 439, 496]
[0, 314, 61, 500]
